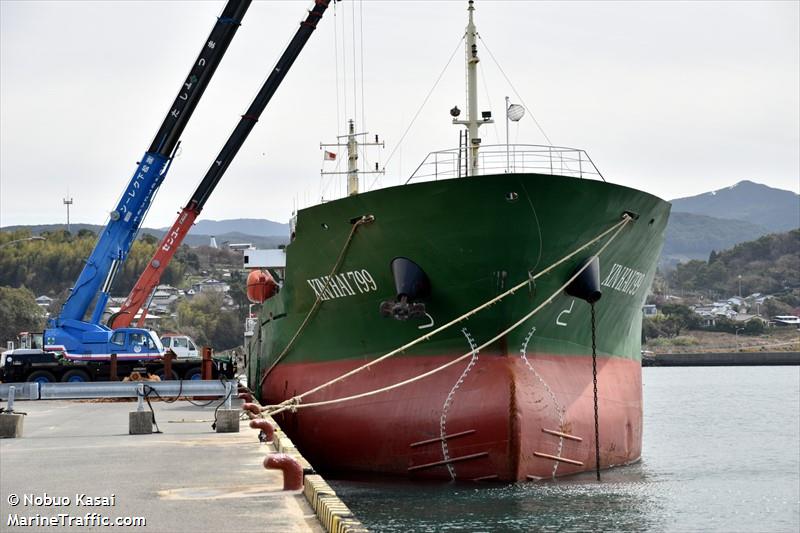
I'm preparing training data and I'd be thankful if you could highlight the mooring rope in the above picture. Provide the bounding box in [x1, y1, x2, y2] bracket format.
[261, 214, 632, 415]
[260, 214, 375, 385]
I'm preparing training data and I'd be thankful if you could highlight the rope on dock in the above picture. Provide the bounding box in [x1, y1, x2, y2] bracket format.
[261, 214, 633, 416]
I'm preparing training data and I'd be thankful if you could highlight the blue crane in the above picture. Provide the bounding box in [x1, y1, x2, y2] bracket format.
[44, 0, 251, 360]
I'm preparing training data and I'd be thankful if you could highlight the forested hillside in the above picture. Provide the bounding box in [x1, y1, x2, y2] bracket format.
[668, 229, 799, 303]
[0, 229, 248, 350]
[0, 230, 190, 297]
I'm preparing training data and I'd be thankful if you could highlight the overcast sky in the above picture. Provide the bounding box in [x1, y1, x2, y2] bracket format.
[1, 0, 798, 229]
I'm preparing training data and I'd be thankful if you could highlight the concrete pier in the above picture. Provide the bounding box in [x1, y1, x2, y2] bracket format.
[642, 351, 800, 367]
[0, 399, 325, 532]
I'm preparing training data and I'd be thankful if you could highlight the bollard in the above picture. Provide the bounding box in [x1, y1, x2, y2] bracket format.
[238, 392, 253, 403]
[7, 386, 15, 413]
[264, 453, 303, 490]
[215, 382, 240, 433]
[249, 419, 275, 443]
[129, 383, 152, 435]
[201, 347, 213, 380]
[0, 387, 24, 437]
[163, 352, 174, 380]
[224, 382, 232, 410]
[241, 402, 262, 418]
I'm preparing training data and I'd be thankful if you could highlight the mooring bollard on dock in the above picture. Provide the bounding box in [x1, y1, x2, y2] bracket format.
[264, 453, 303, 491]
[129, 383, 153, 435]
[249, 418, 275, 443]
[215, 382, 240, 433]
[0, 386, 25, 438]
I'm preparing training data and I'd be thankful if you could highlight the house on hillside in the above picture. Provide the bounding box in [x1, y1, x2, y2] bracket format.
[35, 295, 53, 309]
[772, 315, 800, 327]
[727, 297, 746, 311]
[107, 296, 126, 308]
[732, 313, 768, 325]
[149, 285, 182, 313]
[191, 279, 230, 294]
[642, 304, 658, 317]
[692, 302, 737, 327]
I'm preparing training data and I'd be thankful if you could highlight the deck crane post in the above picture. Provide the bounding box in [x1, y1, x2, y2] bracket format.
[109, 0, 332, 329]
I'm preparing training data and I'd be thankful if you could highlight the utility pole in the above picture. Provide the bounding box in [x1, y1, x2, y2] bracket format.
[63, 197, 73, 233]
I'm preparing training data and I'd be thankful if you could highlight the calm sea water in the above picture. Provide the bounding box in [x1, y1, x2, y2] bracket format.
[329, 367, 800, 532]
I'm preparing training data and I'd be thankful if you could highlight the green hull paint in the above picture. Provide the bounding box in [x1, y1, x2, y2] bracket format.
[248, 173, 670, 389]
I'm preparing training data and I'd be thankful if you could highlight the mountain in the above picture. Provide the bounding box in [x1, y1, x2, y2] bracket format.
[660, 180, 800, 269]
[1, 218, 290, 249]
[670, 180, 799, 233]
[177, 218, 288, 238]
[660, 213, 772, 269]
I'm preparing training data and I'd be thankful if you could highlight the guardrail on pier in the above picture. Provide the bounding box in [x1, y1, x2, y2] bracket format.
[1, 380, 237, 401]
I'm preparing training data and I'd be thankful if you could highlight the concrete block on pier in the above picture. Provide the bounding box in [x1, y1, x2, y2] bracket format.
[215, 409, 240, 433]
[0, 413, 24, 438]
[129, 411, 153, 435]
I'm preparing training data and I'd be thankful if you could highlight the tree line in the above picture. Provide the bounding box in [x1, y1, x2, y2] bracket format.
[666, 229, 799, 306]
[0, 229, 248, 351]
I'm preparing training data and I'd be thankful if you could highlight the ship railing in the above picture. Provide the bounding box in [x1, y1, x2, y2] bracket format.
[406, 144, 604, 184]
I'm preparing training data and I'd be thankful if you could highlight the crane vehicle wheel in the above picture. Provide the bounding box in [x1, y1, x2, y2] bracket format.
[184, 368, 202, 381]
[156, 369, 179, 381]
[27, 370, 57, 384]
[61, 369, 91, 383]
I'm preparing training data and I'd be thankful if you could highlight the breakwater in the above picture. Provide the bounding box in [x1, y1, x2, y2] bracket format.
[642, 351, 800, 366]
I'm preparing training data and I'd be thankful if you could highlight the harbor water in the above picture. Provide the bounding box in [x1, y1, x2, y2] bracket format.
[329, 366, 800, 532]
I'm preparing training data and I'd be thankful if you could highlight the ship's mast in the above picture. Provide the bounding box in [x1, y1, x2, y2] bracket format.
[452, 0, 492, 176]
[347, 120, 358, 196]
[321, 119, 384, 197]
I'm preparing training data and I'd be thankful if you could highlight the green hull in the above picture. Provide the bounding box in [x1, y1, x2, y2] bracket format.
[246, 172, 669, 480]
[249, 173, 669, 379]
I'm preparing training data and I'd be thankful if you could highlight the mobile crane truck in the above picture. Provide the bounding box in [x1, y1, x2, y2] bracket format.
[0, 0, 251, 384]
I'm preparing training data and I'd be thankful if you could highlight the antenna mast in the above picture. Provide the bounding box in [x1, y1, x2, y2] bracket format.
[321, 119, 384, 196]
[63, 196, 73, 233]
[452, 0, 493, 176]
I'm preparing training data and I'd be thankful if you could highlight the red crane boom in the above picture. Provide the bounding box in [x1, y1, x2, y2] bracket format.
[109, 0, 331, 329]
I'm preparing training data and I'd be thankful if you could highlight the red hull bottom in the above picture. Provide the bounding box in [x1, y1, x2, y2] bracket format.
[264, 353, 642, 482]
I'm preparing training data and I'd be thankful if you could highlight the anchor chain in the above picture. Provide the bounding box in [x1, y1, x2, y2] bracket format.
[591, 301, 600, 481]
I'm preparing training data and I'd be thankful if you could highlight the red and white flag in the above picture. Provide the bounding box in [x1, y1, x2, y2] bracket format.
[323, 151, 337, 161]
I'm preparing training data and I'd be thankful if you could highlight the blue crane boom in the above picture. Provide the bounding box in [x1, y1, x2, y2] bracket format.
[45, 0, 251, 358]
